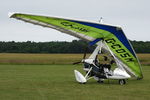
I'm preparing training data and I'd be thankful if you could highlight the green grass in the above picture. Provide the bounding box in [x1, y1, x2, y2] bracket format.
[0, 65, 149, 100]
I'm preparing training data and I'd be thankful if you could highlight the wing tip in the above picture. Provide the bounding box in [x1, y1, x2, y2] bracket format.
[8, 12, 18, 18]
[137, 76, 143, 80]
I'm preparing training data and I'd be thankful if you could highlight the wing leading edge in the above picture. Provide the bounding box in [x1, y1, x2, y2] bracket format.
[9, 13, 143, 79]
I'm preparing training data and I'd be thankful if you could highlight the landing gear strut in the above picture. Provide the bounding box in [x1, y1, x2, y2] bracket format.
[119, 79, 126, 85]
[97, 80, 104, 83]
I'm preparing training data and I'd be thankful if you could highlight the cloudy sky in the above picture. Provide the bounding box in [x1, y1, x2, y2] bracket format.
[1, 0, 149, 42]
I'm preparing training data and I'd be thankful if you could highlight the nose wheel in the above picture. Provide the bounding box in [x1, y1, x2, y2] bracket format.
[119, 79, 126, 85]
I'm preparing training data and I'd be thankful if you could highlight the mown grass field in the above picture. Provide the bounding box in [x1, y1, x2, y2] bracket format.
[0, 65, 149, 100]
[0, 53, 149, 100]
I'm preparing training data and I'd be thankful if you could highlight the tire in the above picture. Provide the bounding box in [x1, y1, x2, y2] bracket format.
[119, 79, 126, 85]
[97, 80, 104, 83]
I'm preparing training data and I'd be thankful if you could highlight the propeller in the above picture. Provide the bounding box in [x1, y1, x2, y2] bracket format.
[73, 47, 88, 65]
[73, 61, 82, 65]
[83, 47, 88, 59]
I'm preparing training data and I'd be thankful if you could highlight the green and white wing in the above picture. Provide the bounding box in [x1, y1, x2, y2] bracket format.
[9, 13, 105, 41]
[9, 13, 143, 79]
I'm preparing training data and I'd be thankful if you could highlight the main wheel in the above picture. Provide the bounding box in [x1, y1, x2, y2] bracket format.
[97, 79, 104, 83]
[119, 79, 126, 85]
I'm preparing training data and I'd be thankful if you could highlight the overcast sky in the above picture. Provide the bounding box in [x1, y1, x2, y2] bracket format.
[1, 0, 150, 42]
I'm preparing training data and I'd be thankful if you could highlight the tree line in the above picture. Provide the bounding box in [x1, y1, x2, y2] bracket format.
[0, 40, 149, 53]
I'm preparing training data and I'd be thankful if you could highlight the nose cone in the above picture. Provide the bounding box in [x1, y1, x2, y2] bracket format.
[74, 70, 87, 83]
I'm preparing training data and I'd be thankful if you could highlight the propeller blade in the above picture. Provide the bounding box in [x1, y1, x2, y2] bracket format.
[83, 47, 88, 59]
[73, 46, 88, 65]
[73, 61, 81, 65]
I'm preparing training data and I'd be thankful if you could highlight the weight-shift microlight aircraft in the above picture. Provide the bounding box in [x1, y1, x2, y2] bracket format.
[9, 13, 143, 85]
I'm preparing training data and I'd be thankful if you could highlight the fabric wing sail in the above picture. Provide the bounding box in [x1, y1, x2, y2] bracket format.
[9, 13, 143, 79]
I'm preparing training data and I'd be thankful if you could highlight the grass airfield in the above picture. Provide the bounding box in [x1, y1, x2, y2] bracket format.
[0, 54, 150, 100]
[0, 65, 150, 100]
